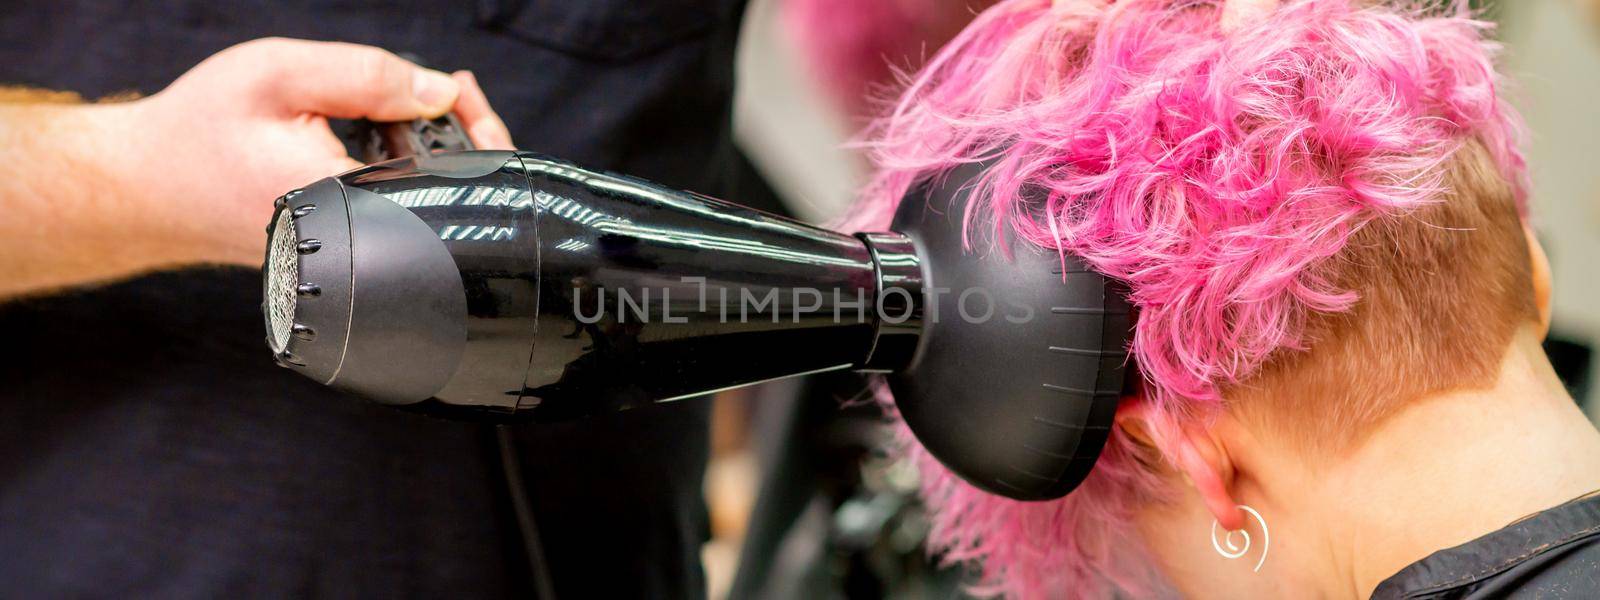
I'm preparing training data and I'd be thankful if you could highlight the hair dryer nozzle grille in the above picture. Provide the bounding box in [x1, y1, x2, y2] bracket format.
[266, 208, 300, 354]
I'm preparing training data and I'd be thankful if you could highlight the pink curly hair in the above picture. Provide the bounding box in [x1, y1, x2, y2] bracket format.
[845, 0, 1531, 597]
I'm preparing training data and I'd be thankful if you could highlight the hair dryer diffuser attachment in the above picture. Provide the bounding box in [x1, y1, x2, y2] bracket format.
[884, 162, 1136, 501]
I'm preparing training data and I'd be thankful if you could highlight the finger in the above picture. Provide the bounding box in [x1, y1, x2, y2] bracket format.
[249, 38, 461, 121]
[451, 70, 515, 150]
[1220, 0, 1279, 33]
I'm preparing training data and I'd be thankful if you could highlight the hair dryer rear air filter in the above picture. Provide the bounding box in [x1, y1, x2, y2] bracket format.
[264, 174, 468, 402]
[263, 151, 1134, 500]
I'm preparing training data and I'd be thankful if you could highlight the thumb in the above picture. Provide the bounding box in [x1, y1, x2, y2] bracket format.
[247, 38, 460, 121]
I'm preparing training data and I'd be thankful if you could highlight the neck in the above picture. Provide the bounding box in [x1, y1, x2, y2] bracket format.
[1302, 328, 1600, 597]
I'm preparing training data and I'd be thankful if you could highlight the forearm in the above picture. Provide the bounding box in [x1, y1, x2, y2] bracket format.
[0, 38, 514, 301]
[0, 101, 197, 299]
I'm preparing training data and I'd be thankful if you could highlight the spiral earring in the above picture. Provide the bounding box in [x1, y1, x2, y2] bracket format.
[1210, 504, 1269, 572]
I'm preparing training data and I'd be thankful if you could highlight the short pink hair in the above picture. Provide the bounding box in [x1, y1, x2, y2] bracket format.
[847, 0, 1529, 596]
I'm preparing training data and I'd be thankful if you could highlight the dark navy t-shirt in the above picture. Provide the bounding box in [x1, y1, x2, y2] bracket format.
[0, 1, 746, 597]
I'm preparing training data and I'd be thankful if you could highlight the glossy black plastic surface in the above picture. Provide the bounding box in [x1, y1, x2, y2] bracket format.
[340, 153, 541, 412]
[271, 150, 1137, 501]
[335, 151, 899, 420]
[509, 154, 884, 420]
[886, 161, 1135, 501]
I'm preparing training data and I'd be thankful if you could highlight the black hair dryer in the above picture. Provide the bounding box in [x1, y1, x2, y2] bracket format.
[264, 137, 1133, 500]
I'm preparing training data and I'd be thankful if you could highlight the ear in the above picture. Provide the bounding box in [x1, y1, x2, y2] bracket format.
[1115, 401, 1246, 530]
[1525, 225, 1552, 338]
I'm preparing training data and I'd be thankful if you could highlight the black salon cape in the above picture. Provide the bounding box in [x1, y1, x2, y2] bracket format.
[0, 1, 747, 597]
[1373, 493, 1600, 599]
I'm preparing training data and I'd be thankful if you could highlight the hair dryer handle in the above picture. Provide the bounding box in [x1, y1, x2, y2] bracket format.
[349, 113, 476, 163]
[345, 53, 477, 163]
